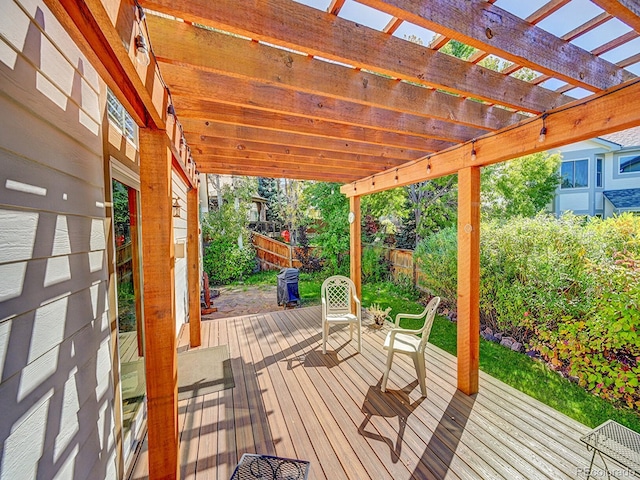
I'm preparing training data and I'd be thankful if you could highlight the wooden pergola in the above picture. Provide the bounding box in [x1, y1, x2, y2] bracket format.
[44, 0, 640, 478]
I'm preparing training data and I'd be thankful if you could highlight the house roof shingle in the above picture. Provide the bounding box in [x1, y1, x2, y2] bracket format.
[603, 188, 640, 209]
[600, 127, 640, 149]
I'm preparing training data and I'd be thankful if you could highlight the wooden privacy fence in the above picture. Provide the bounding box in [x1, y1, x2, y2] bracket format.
[252, 232, 301, 270]
[378, 246, 427, 289]
[252, 233, 425, 289]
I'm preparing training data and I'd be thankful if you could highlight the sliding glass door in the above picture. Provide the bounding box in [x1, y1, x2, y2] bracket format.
[112, 179, 145, 437]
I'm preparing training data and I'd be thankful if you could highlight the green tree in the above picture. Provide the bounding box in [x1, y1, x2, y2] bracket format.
[257, 177, 279, 222]
[203, 177, 256, 243]
[201, 178, 257, 284]
[303, 182, 350, 274]
[482, 152, 561, 219]
[361, 188, 407, 220]
[361, 187, 409, 244]
[280, 179, 306, 244]
[408, 175, 458, 245]
[438, 39, 476, 60]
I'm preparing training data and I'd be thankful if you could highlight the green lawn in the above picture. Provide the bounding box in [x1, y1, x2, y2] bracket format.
[229, 270, 640, 433]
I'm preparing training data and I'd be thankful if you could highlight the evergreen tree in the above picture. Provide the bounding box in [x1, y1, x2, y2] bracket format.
[257, 177, 279, 222]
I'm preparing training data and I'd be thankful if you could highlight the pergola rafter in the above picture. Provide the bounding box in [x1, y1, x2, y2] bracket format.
[140, 0, 572, 113]
[147, 15, 529, 132]
[161, 64, 488, 143]
[137, 0, 640, 185]
[187, 126, 434, 161]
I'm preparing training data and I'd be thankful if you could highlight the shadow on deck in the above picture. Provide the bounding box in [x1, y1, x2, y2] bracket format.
[128, 306, 598, 480]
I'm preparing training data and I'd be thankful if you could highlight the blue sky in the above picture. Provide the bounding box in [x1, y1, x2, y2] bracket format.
[293, 0, 640, 98]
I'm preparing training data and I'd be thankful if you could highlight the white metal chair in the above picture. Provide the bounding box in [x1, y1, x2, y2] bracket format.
[381, 296, 441, 396]
[321, 275, 361, 354]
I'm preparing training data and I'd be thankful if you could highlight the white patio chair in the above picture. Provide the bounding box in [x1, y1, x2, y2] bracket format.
[321, 275, 361, 354]
[381, 296, 441, 396]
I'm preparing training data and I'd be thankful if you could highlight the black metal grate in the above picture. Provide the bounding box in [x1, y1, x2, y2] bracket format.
[230, 454, 310, 480]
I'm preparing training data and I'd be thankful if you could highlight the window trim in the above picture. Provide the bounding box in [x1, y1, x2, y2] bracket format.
[618, 154, 640, 175]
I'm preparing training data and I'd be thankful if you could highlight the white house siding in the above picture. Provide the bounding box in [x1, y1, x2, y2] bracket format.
[595, 191, 604, 210]
[558, 191, 590, 213]
[172, 172, 188, 336]
[0, 1, 117, 479]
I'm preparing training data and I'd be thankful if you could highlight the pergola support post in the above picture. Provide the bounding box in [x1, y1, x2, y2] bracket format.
[139, 128, 180, 479]
[188, 186, 202, 347]
[349, 195, 362, 299]
[457, 166, 481, 395]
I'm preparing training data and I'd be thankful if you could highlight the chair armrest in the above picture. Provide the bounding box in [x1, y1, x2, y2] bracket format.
[390, 327, 423, 336]
[394, 309, 427, 327]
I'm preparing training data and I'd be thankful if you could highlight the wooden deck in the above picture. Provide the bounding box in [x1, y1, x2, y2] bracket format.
[128, 306, 598, 480]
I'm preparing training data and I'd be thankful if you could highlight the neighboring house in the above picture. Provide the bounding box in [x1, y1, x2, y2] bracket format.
[206, 174, 280, 234]
[206, 174, 264, 216]
[551, 126, 640, 217]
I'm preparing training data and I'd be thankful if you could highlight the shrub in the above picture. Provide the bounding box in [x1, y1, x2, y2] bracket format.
[414, 226, 457, 307]
[531, 216, 640, 409]
[480, 214, 595, 340]
[294, 225, 323, 273]
[203, 239, 256, 285]
[362, 245, 390, 282]
[367, 303, 392, 326]
[302, 182, 350, 275]
[415, 212, 640, 409]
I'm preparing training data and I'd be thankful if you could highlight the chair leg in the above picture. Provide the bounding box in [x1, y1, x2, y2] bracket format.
[322, 321, 327, 354]
[349, 323, 353, 340]
[413, 354, 427, 396]
[381, 351, 394, 393]
[357, 324, 361, 353]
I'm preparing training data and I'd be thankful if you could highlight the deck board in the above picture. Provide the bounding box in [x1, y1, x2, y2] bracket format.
[129, 306, 597, 480]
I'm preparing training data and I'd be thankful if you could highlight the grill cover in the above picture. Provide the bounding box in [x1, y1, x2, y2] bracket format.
[277, 268, 300, 305]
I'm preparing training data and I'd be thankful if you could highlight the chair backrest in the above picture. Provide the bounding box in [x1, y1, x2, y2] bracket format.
[321, 275, 356, 316]
[417, 296, 441, 352]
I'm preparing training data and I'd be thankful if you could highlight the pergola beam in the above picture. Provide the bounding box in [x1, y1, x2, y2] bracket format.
[195, 161, 365, 182]
[161, 64, 488, 143]
[341, 78, 640, 197]
[147, 15, 528, 132]
[357, 0, 634, 91]
[179, 112, 451, 152]
[43, 0, 148, 126]
[186, 128, 432, 162]
[591, 0, 640, 32]
[191, 138, 419, 164]
[194, 148, 405, 172]
[195, 156, 396, 179]
[139, 0, 571, 113]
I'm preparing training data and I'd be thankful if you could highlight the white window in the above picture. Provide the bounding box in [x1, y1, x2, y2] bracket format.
[596, 157, 603, 188]
[107, 89, 138, 145]
[619, 154, 640, 174]
[561, 159, 588, 189]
